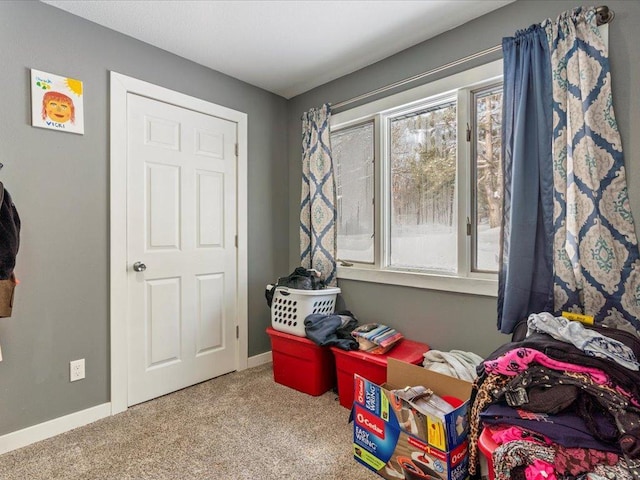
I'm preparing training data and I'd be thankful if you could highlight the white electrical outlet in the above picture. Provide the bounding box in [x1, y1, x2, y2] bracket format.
[70, 359, 85, 382]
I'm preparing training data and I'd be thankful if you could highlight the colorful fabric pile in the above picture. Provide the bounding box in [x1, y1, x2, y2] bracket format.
[468, 312, 640, 480]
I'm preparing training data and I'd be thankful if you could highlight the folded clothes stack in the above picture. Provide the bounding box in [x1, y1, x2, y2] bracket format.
[352, 323, 404, 354]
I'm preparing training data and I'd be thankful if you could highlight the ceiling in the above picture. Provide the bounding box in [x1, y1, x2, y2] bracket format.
[42, 0, 514, 99]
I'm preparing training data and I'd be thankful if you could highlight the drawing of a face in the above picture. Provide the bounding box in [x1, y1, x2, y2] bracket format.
[42, 91, 75, 124]
[45, 98, 72, 123]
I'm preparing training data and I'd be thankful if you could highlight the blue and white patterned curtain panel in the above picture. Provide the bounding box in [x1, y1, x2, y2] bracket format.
[545, 7, 640, 327]
[300, 103, 337, 286]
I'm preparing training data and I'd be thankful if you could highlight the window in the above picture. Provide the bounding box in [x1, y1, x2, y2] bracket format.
[389, 99, 457, 272]
[333, 122, 374, 264]
[473, 85, 503, 273]
[330, 60, 502, 296]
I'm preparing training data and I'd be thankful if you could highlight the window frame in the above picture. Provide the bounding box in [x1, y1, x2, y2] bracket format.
[385, 94, 459, 273]
[471, 82, 505, 274]
[332, 60, 502, 297]
[333, 119, 376, 265]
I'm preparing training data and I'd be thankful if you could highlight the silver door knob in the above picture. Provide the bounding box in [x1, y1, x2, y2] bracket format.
[133, 262, 147, 272]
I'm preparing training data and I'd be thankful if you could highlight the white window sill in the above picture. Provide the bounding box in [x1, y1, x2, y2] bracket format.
[337, 265, 498, 297]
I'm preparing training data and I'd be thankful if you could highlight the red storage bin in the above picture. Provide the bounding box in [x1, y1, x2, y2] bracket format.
[478, 427, 498, 480]
[266, 327, 335, 396]
[330, 338, 429, 408]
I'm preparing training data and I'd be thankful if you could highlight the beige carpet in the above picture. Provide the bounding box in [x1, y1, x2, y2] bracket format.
[0, 364, 379, 479]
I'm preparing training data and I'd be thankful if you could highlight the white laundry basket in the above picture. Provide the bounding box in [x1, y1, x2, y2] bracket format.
[268, 284, 341, 337]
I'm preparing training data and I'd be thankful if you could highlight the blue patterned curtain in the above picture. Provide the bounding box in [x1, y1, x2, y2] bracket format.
[546, 7, 640, 327]
[499, 7, 640, 334]
[498, 25, 555, 334]
[300, 104, 337, 286]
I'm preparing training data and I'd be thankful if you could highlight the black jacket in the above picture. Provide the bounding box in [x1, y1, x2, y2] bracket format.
[0, 183, 20, 317]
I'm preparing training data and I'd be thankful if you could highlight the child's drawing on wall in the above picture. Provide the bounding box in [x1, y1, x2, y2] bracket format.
[31, 69, 84, 134]
[42, 91, 75, 124]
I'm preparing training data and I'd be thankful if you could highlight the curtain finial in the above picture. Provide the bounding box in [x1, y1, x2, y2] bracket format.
[595, 6, 614, 26]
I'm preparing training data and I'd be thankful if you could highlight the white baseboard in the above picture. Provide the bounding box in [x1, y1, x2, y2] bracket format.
[247, 350, 272, 368]
[0, 354, 272, 456]
[0, 402, 111, 455]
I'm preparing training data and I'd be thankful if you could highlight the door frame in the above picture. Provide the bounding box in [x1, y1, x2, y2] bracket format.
[109, 72, 248, 415]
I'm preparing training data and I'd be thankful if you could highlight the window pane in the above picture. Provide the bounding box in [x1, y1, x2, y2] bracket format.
[474, 87, 503, 272]
[332, 122, 374, 263]
[389, 101, 457, 272]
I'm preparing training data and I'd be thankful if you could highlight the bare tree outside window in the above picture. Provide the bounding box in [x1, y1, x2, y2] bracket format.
[474, 87, 503, 272]
[329, 61, 503, 293]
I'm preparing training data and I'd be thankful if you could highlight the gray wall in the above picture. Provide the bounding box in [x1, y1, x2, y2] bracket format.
[287, 0, 640, 357]
[0, 0, 287, 435]
[2, 0, 639, 441]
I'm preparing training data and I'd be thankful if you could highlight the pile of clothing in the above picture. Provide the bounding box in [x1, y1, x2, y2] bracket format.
[304, 312, 405, 354]
[468, 312, 640, 480]
[422, 349, 484, 382]
[304, 310, 360, 350]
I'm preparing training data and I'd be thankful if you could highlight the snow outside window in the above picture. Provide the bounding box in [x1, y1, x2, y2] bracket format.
[330, 60, 503, 297]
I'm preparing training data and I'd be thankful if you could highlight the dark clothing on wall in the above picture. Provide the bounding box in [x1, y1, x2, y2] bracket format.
[0, 183, 20, 317]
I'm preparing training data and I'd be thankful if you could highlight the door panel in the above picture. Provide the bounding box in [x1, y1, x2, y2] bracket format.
[147, 164, 181, 250]
[126, 93, 238, 406]
[146, 277, 181, 367]
[197, 172, 224, 247]
[196, 273, 224, 354]
[145, 115, 180, 150]
[195, 130, 224, 158]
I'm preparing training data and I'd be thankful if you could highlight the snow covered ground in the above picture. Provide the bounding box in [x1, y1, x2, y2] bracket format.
[338, 223, 500, 272]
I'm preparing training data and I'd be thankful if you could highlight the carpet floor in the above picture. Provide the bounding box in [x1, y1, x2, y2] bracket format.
[0, 363, 378, 479]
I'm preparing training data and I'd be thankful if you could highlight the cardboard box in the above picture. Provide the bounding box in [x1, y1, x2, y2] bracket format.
[352, 358, 473, 480]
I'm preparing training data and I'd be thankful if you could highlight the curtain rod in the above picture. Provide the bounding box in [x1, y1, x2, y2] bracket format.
[332, 5, 614, 111]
